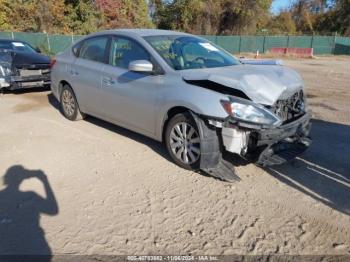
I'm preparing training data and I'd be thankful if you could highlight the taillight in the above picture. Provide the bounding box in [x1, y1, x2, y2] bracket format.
[49, 58, 57, 69]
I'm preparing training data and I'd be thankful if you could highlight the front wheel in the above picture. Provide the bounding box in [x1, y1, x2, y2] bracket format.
[165, 113, 201, 170]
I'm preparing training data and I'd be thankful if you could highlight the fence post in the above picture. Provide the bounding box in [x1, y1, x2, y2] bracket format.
[46, 33, 51, 53]
[286, 35, 290, 48]
[71, 33, 74, 44]
[333, 32, 337, 55]
[238, 35, 242, 54]
[11, 32, 14, 40]
[262, 35, 266, 53]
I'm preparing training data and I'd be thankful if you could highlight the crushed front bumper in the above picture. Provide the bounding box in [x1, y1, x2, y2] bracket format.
[256, 137, 311, 166]
[1, 70, 50, 90]
[222, 113, 312, 166]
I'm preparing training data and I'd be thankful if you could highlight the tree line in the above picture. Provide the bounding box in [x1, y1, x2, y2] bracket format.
[0, 0, 349, 36]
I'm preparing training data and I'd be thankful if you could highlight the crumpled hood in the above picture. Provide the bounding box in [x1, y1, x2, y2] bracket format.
[182, 64, 304, 105]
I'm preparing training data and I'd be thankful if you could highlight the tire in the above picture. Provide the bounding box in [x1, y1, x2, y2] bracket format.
[60, 84, 85, 121]
[165, 112, 201, 170]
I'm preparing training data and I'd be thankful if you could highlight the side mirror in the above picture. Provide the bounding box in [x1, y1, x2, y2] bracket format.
[128, 60, 153, 73]
[35, 47, 41, 53]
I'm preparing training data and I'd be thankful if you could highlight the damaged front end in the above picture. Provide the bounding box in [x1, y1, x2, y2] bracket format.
[182, 63, 312, 181]
[0, 50, 50, 90]
[221, 113, 311, 166]
[0, 50, 12, 89]
[218, 90, 311, 167]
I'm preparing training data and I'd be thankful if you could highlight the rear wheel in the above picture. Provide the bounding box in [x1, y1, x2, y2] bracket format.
[60, 84, 85, 121]
[165, 113, 201, 170]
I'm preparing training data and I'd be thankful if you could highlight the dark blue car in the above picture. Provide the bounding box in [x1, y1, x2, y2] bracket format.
[0, 39, 51, 90]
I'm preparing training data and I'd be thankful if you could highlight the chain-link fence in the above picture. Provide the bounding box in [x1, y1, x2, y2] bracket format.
[1, 31, 349, 55]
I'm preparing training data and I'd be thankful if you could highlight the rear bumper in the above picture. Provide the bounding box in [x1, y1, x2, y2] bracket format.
[222, 113, 312, 166]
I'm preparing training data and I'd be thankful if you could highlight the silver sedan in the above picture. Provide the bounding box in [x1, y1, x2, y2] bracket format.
[51, 29, 311, 181]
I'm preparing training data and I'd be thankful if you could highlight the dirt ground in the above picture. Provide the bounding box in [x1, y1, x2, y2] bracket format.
[0, 56, 349, 256]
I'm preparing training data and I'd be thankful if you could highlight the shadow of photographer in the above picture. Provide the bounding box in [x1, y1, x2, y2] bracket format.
[0, 165, 58, 261]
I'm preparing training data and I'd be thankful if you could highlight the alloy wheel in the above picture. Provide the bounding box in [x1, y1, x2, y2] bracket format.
[170, 122, 200, 164]
[62, 89, 76, 117]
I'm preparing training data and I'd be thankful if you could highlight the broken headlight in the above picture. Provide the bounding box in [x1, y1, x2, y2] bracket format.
[221, 98, 282, 127]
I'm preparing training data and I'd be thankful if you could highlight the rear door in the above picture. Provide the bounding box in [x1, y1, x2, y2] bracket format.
[100, 36, 164, 137]
[69, 35, 110, 115]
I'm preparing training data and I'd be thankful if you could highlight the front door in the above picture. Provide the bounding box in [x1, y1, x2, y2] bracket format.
[100, 36, 164, 137]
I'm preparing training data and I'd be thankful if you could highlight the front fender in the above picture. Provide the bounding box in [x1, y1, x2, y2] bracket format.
[155, 81, 231, 140]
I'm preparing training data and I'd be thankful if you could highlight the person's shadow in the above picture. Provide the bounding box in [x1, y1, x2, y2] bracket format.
[0, 165, 58, 261]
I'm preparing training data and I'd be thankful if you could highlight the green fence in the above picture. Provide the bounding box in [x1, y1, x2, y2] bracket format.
[200, 35, 350, 55]
[1, 31, 350, 55]
[0, 31, 84, 55]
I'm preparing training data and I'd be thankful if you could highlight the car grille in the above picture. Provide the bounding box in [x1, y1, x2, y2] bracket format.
[271, 90, 305, 123]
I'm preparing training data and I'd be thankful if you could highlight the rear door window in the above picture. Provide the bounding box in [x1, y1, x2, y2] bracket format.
[79, 36, 109, 64]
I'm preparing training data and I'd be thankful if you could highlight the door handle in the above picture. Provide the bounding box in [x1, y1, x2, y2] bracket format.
[69, 69, 78, 76]
[102, 77, 115, 85]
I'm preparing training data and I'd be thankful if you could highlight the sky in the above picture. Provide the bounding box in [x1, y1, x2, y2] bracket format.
[271, 0, 292, 14]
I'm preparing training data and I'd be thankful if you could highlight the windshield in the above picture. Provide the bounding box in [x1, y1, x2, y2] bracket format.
[0, 41, 37, 53]
[144, 35, 240, 70]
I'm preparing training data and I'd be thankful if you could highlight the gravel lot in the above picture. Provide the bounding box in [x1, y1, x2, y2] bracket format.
[0, 56, 349, 256]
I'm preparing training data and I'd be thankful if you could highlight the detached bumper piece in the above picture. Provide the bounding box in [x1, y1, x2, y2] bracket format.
[256, 137, 311, 166]
[201, 158, 240, 182]
[249, 113, 312, 166]
[191, 112, 240, 182]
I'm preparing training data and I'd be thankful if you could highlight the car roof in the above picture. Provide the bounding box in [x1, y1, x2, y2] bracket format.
[0, 39, 26, 43]
[95, 29, 191, 37]
[0, 39, 14, 42]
